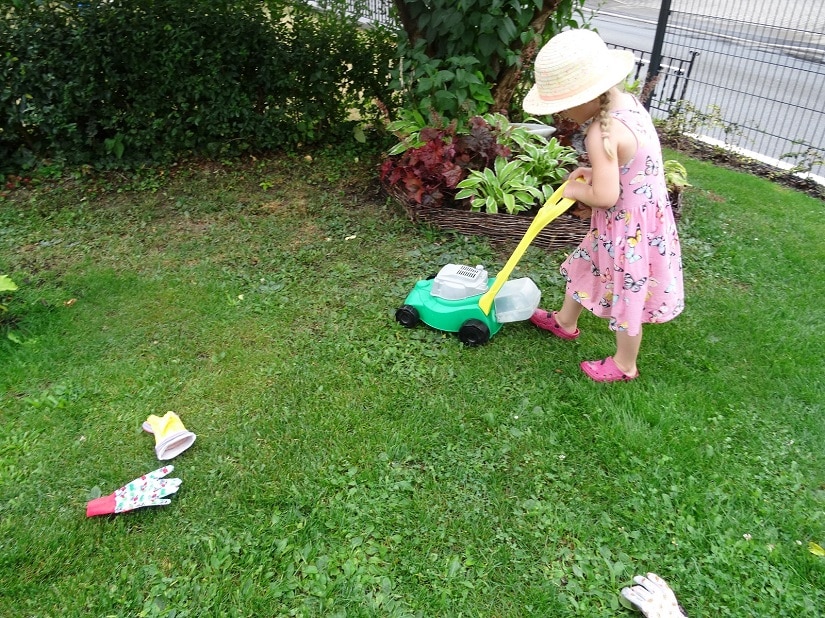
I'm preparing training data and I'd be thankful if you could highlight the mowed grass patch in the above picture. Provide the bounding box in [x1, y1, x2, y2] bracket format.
[1, 149, 824, 617]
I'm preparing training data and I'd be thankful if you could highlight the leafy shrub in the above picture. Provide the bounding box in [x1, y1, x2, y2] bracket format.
[0, 0, 396, 171]
[389, 40, 495, 120]
[391, 0, 587, 117]
[397, 0, 586, 83]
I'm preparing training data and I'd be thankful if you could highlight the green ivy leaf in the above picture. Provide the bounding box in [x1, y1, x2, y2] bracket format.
[498, 16, 518, 44]
[477, 33, 499, 59]
[353, 125, 366, 143]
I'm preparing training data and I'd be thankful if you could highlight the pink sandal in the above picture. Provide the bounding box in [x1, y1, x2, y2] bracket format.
[580, 357, 639, 382]
[530, 310, 580, 340]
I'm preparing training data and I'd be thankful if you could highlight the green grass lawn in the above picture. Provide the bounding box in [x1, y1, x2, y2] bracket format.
[1, 149, 824, 617]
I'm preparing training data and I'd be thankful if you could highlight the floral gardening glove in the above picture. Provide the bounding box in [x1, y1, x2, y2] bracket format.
[621, 573, 688, 618]
[86, 466, 182, 517]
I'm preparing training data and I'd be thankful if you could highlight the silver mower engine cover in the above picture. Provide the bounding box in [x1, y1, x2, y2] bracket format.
[430, 264, 490, 301]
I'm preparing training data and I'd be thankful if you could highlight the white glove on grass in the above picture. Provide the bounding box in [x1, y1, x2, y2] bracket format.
[621, 573, 687, 617]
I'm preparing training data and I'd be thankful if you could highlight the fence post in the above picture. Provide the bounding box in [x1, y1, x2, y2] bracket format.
[644, 0, 672, 111]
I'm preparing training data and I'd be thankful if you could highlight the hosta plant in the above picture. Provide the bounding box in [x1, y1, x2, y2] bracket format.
[515, 136, 579, 200]
[455, 157, 543, 214]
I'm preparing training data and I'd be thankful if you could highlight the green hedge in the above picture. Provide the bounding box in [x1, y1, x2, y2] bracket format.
[0, 0, 396, 170]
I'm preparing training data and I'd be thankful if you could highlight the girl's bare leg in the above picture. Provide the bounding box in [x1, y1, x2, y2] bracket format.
[556, 294, 584, 335]
[614, 328, 642, 376]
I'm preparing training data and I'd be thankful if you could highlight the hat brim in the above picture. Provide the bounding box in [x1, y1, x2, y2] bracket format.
[523, 49, 636, 117]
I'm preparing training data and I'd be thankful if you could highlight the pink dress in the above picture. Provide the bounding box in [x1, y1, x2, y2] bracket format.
[561, 101, 684, 337]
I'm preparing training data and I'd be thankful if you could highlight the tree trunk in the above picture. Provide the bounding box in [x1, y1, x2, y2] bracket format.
[491, 0, 562, 113]
[393, 0, 421, 44]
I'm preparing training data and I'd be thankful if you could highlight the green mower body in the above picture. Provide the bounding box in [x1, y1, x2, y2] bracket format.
[396, 278, 503, 346]
[396, 181, 576, 346]
[395, 264, 540, 346]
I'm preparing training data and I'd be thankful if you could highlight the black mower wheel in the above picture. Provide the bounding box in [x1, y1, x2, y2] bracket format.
[458, 319, 490, 346]
[395, 304, 420, 328]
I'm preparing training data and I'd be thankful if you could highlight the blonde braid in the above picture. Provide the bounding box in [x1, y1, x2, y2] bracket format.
[598, 92, 615, 160]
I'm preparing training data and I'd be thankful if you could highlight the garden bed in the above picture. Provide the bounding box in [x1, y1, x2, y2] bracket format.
[390, 188, 684, 251]
[381, 115, 689, 251]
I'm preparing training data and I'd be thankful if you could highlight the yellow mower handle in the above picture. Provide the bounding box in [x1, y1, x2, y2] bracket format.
[478, 181, 577, 315]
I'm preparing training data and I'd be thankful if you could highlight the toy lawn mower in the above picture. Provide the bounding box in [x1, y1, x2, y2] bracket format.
[395, 181, 576, 345]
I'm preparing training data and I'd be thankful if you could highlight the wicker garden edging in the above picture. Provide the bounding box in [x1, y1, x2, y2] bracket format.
[393, 191, 683, 252]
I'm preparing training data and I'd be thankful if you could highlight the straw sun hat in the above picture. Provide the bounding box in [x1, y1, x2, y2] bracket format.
[523, 29, 636, 117]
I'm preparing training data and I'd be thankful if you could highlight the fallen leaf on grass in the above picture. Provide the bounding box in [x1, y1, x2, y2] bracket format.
[0, 275, 18, 292]
[809, 542, 825, 557]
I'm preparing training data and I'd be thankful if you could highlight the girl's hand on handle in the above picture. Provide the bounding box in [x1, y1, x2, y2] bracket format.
[563, 167, 592, 200]
[567, 167, 592, 184]
[564, 164, 619, 209]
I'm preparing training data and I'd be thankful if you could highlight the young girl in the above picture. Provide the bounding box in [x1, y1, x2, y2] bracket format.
[522, 29, 684, 382]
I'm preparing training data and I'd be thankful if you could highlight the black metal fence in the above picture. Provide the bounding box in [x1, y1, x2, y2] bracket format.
[589, 0, 825, 179]
[606, 43, 699, 116]
[358, 0, 395, 27]
[658, 0, 825, 178]
[308, 0, 396, 27]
